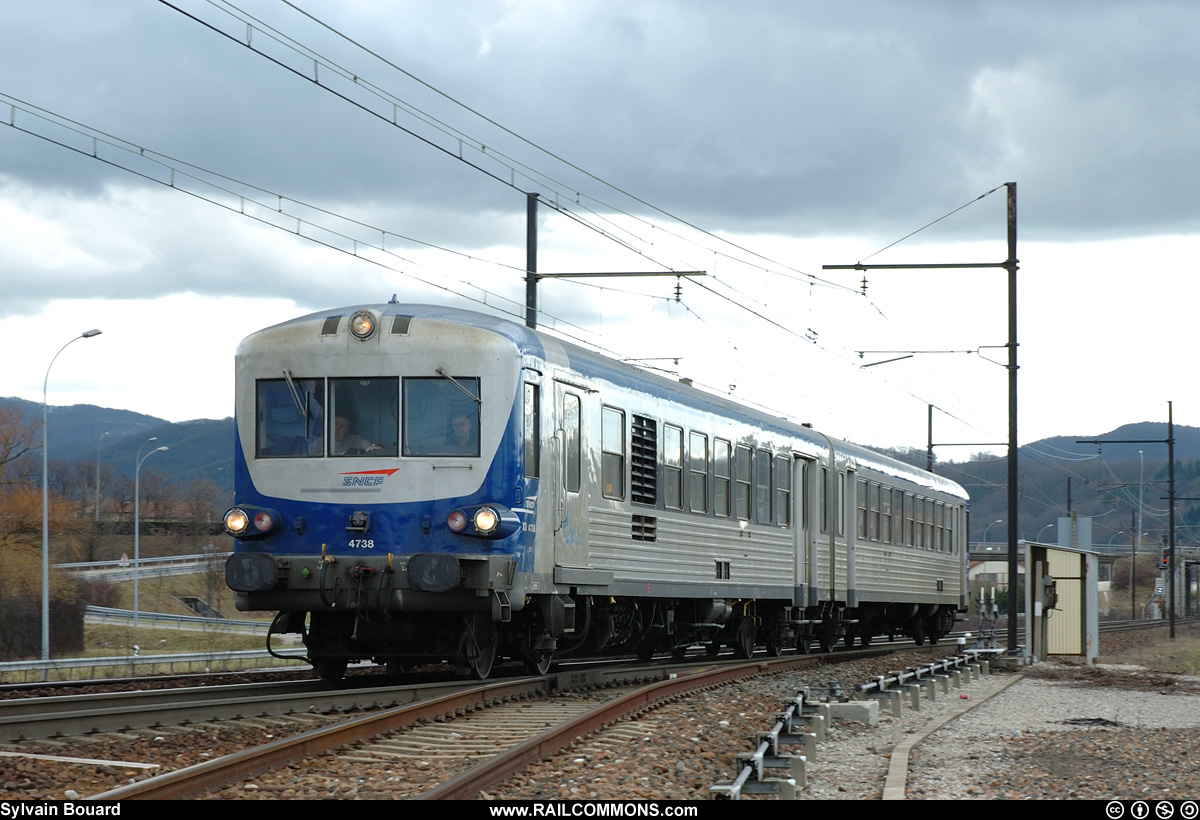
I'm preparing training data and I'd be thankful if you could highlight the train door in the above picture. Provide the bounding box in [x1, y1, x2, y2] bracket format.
[793, 456, 813, 605]
[552, 381, 589, 567]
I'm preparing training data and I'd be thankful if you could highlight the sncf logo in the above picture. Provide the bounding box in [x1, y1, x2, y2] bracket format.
[339, 468, 399, 487]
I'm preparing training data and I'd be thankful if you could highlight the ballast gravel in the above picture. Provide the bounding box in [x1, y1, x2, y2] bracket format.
[492, 631, 1200, 801]
[3, 629, 1197, 800]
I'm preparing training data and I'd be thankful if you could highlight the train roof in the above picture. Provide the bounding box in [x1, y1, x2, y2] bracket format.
[246, 303, 967, 500]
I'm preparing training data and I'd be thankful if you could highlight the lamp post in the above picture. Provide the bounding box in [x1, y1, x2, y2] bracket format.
[95, 431, 109, 522]
[982, 519, 1003, 550]
[42, 329, 102, 670]
[134, 440, 168, 629]
[1136, 450, 1144, 620]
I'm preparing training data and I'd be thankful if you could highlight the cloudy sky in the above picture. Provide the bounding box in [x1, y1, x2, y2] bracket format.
[2, 0, 1197, 459]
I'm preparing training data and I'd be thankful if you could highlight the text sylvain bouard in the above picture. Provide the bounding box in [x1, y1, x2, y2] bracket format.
[1, 805, 120, 817]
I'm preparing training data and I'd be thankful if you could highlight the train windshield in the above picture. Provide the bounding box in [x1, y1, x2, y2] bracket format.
[325, 378, 399, 457]
[402, 377, 480, 457]
[254, 376, 477, 458]
[255, 377, 399, 458]
[256, 378, 322, 458]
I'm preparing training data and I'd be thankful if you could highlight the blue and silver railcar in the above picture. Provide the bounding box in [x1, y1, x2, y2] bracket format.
[224, 303, 968, 679]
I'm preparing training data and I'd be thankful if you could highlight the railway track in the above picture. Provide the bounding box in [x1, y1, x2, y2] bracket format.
[6, 623, 1181, 800]
[91, 655, 836, 800]
[9, 649, 911, 800]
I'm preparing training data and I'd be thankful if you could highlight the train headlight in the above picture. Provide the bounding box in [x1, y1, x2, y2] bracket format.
[473, 506, 499, 534]
[224, 508, 249, 536]
[223, 505, 280, 539]
[349, 310, 377, 340]
[445, 504, 520, 539]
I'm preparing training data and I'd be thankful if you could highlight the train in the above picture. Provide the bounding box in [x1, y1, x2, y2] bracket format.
[223, 302, 969, 680]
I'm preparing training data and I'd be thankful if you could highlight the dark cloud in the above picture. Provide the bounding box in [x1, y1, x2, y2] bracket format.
[2, 0, 1198, 266]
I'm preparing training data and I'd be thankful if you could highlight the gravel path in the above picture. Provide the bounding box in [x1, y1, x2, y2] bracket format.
[904, 665, 1200, 800]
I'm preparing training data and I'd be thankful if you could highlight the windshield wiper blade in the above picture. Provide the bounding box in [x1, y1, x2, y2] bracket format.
[435, 367, 481, 403]
[282, 369, 310, 419]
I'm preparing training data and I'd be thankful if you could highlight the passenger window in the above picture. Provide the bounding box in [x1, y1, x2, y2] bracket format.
[857, 478, 868, 540]
[256, 377, 323, 458]
[402, 377, 479, 457]
[714, 439, 731, 517]
[837, 472, 846, 537]
[663, 425, 683, 510]
[926, 499, 935, 549]
[327, 377, 399, 457]
[689, 432, 708, 514]
[734, 445, 752, 520]
[869, 482, 881, 541]
[755, 448, 772, 524]
[819, 467, 828, 533]
[773, 455, 790, 527]
[881, 485, 893, 544]
[523, 383, 539, 478]
[564, 393, 581, 493]
[602, 406, 626, 500]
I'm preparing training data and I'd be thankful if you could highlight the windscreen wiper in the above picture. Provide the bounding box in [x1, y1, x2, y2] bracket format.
[435, 367, 481, 403]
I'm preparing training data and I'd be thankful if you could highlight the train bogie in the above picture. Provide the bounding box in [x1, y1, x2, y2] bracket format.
[224, 304, 968, 679]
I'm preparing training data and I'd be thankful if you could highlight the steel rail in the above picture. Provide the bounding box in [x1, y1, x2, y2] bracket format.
[419, 655, 829, 800]
[88, 654, 839, 800]
[88, 675, 557, 800]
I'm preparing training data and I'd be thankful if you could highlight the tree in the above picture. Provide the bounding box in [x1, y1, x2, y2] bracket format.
[185, 478, 222, 533]
[0, 404, 39, 485]
[0, 484, 88, 658]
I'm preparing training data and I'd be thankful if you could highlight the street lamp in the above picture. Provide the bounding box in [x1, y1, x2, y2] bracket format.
[134, 440, 168, 629]
[982, 519, 1003, 550]
[1136, 450, 1144, 621]
[95, 431, 109, 522]
[42, 329, 101, 671]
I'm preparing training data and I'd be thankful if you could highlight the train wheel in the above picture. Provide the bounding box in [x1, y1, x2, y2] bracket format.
[764, 618, 785, 658]
[461, 615, 498, 680]
[928, 609, 953, 645]
[794, 633, 811, 655]
[818, 622, 838, 653]
[313, 657, 348, 682]
[912, 618, 927, 647]
[705, 642, 721, 657]
[523, 651, 553, 676]
[385, 660, 414, 676]
[733, 618, 756, 659]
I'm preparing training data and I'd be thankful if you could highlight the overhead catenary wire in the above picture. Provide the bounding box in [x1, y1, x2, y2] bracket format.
[8, 3, 1018, 452]
[0, 93, 636, 349]
[256, 0, 859, 296]
[169, 0, 1001, 440]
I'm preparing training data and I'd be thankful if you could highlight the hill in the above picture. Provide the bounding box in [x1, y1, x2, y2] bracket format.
[6, 397, 1197, 549]
[1, 397, 234, 497]
[917, 421, 1199, 548]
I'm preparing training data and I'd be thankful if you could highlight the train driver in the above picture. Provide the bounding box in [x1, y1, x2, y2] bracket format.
[311, 414, 382, 455]
[444, 413, 477, 454]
